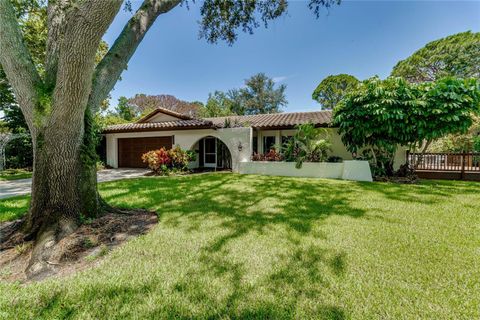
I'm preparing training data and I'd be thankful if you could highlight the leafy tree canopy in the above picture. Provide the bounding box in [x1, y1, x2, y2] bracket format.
[429, 115, 480, 152]
[198, 0, 340, 44]
[127, 94, 203, 117]
[201, 73, 287, 116]
[333, 76, 480, 175]
[239, 72, 287, 114]
[114, 96, 139, 122]
[391, 31, 480, 83]
[198, 91, 237, 118]
[312, 74, 359, 109]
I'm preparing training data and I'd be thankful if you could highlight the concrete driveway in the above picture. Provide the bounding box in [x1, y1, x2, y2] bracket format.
[0, 168, 149, 200]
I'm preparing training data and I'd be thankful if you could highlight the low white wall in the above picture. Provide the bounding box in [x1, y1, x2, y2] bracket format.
[239, 160, 372, 182]
[393, 147, 407, 170]
[342, 160, 373, 182]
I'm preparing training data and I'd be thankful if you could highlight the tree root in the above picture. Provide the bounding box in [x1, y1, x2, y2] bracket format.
[0, 209, 158, 282]
[0, 217, 26, 250]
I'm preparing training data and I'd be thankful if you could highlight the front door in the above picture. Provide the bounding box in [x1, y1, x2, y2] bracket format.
[204, 137, 217, 168]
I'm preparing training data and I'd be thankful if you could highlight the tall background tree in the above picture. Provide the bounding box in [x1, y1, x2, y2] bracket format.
[391, 31, 480, 152]
[0, 0, 339, 277]
[200, 73, 288, 117]
[199, 91, 237, 118]
[391, 31, 480, 83]
[312, 74, 359, 110]
[127, 94, 203, 116]
[115, 96, 139, 121]
[428, 115, 480, 152]
[238, 72, 287, 114]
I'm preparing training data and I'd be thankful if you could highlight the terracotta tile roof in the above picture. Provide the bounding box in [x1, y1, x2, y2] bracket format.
[206, 111, 332, 129]
[137, 106, 194, 122]
[103, 119, 213, 133]
[103, 110, 333, 133]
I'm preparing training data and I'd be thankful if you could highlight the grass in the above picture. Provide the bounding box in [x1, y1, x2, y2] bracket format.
[0, 196, 30, 222]
[0, 173, 479, 319]
[0, 169, 32, 181]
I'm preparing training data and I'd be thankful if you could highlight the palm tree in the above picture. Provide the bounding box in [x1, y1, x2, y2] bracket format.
[283, 123, 332, 168]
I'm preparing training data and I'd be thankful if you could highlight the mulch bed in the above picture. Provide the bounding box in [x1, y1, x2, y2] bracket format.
[374, 174, 419, 184]
[0, 210, 158, 283]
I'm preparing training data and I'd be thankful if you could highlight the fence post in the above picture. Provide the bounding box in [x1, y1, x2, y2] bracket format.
[460, 152, 466, 180]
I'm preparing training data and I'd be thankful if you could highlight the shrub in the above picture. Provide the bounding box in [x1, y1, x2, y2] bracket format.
[327, 156, 343, 163]
[5, 135, 33, 169]
[142, 148, 171, 175]
[251, 125, 333, 168]
[474, 135, 480, 152]
[251, 149, 283, 161]
[169, 146, 191, 170]
[251, 153, 262, 161]
[142, 146, 194, 175]
[186, 150, 197, 162]
[96, 161, 106, 171]
[283, 123, 332, 168]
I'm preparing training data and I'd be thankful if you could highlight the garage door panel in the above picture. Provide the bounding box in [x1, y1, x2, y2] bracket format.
[118, 136, 173, 168]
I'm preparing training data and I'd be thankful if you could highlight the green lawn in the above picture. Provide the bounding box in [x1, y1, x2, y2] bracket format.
[0, 173, 479, 319]
[0, 196, 30, 222]
[0, 169, 32, 181]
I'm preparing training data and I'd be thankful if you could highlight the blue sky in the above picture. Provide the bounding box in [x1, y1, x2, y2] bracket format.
[104, 0, 480, 112]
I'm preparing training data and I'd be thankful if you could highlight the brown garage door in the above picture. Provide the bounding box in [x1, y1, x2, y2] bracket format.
[118, 136, 173, 168]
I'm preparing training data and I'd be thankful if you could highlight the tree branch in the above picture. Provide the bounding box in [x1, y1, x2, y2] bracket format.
[0, 0, 43, 131]
[88, 0, 181, 112]
[45, 0, 72, 89]
[50, 0, 122, 125]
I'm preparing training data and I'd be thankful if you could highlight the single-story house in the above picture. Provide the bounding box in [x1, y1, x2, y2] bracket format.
[103, 107, 406, 176]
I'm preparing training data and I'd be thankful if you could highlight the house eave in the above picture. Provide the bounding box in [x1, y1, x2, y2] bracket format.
[103, 125, 215, 134]
[137, 107, 194, 123]
[251, 123, 334, 130]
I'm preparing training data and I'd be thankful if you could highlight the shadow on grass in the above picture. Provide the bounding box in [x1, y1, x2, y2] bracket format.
[351, 178, 470, 205]
[7, 173, 469, 319]
[93, 174, 362, 318]
[101, 174, 365, 246]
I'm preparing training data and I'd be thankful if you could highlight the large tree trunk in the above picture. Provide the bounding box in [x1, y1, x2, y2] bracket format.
[24, 108, 108, 276]
[24, 117, 84, 275]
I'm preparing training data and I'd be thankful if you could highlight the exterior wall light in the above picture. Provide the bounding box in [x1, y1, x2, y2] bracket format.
[238, 142, 243, 152]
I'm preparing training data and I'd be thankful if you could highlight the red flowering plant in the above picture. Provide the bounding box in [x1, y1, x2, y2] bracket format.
[251, 149, 284, 162]
[142, 147, 172, 175]
[168, 146, 191, 170]
[142, 146, 195, 175]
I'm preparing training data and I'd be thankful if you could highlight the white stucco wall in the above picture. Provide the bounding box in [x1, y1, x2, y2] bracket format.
[239, 160, 373, 182]
[145, 113, 184, 122]
[393, 147, 407, 170]
[106, 127, 252, 172]
[255, 128, 354, 160]
[342, 160, 373, 182]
